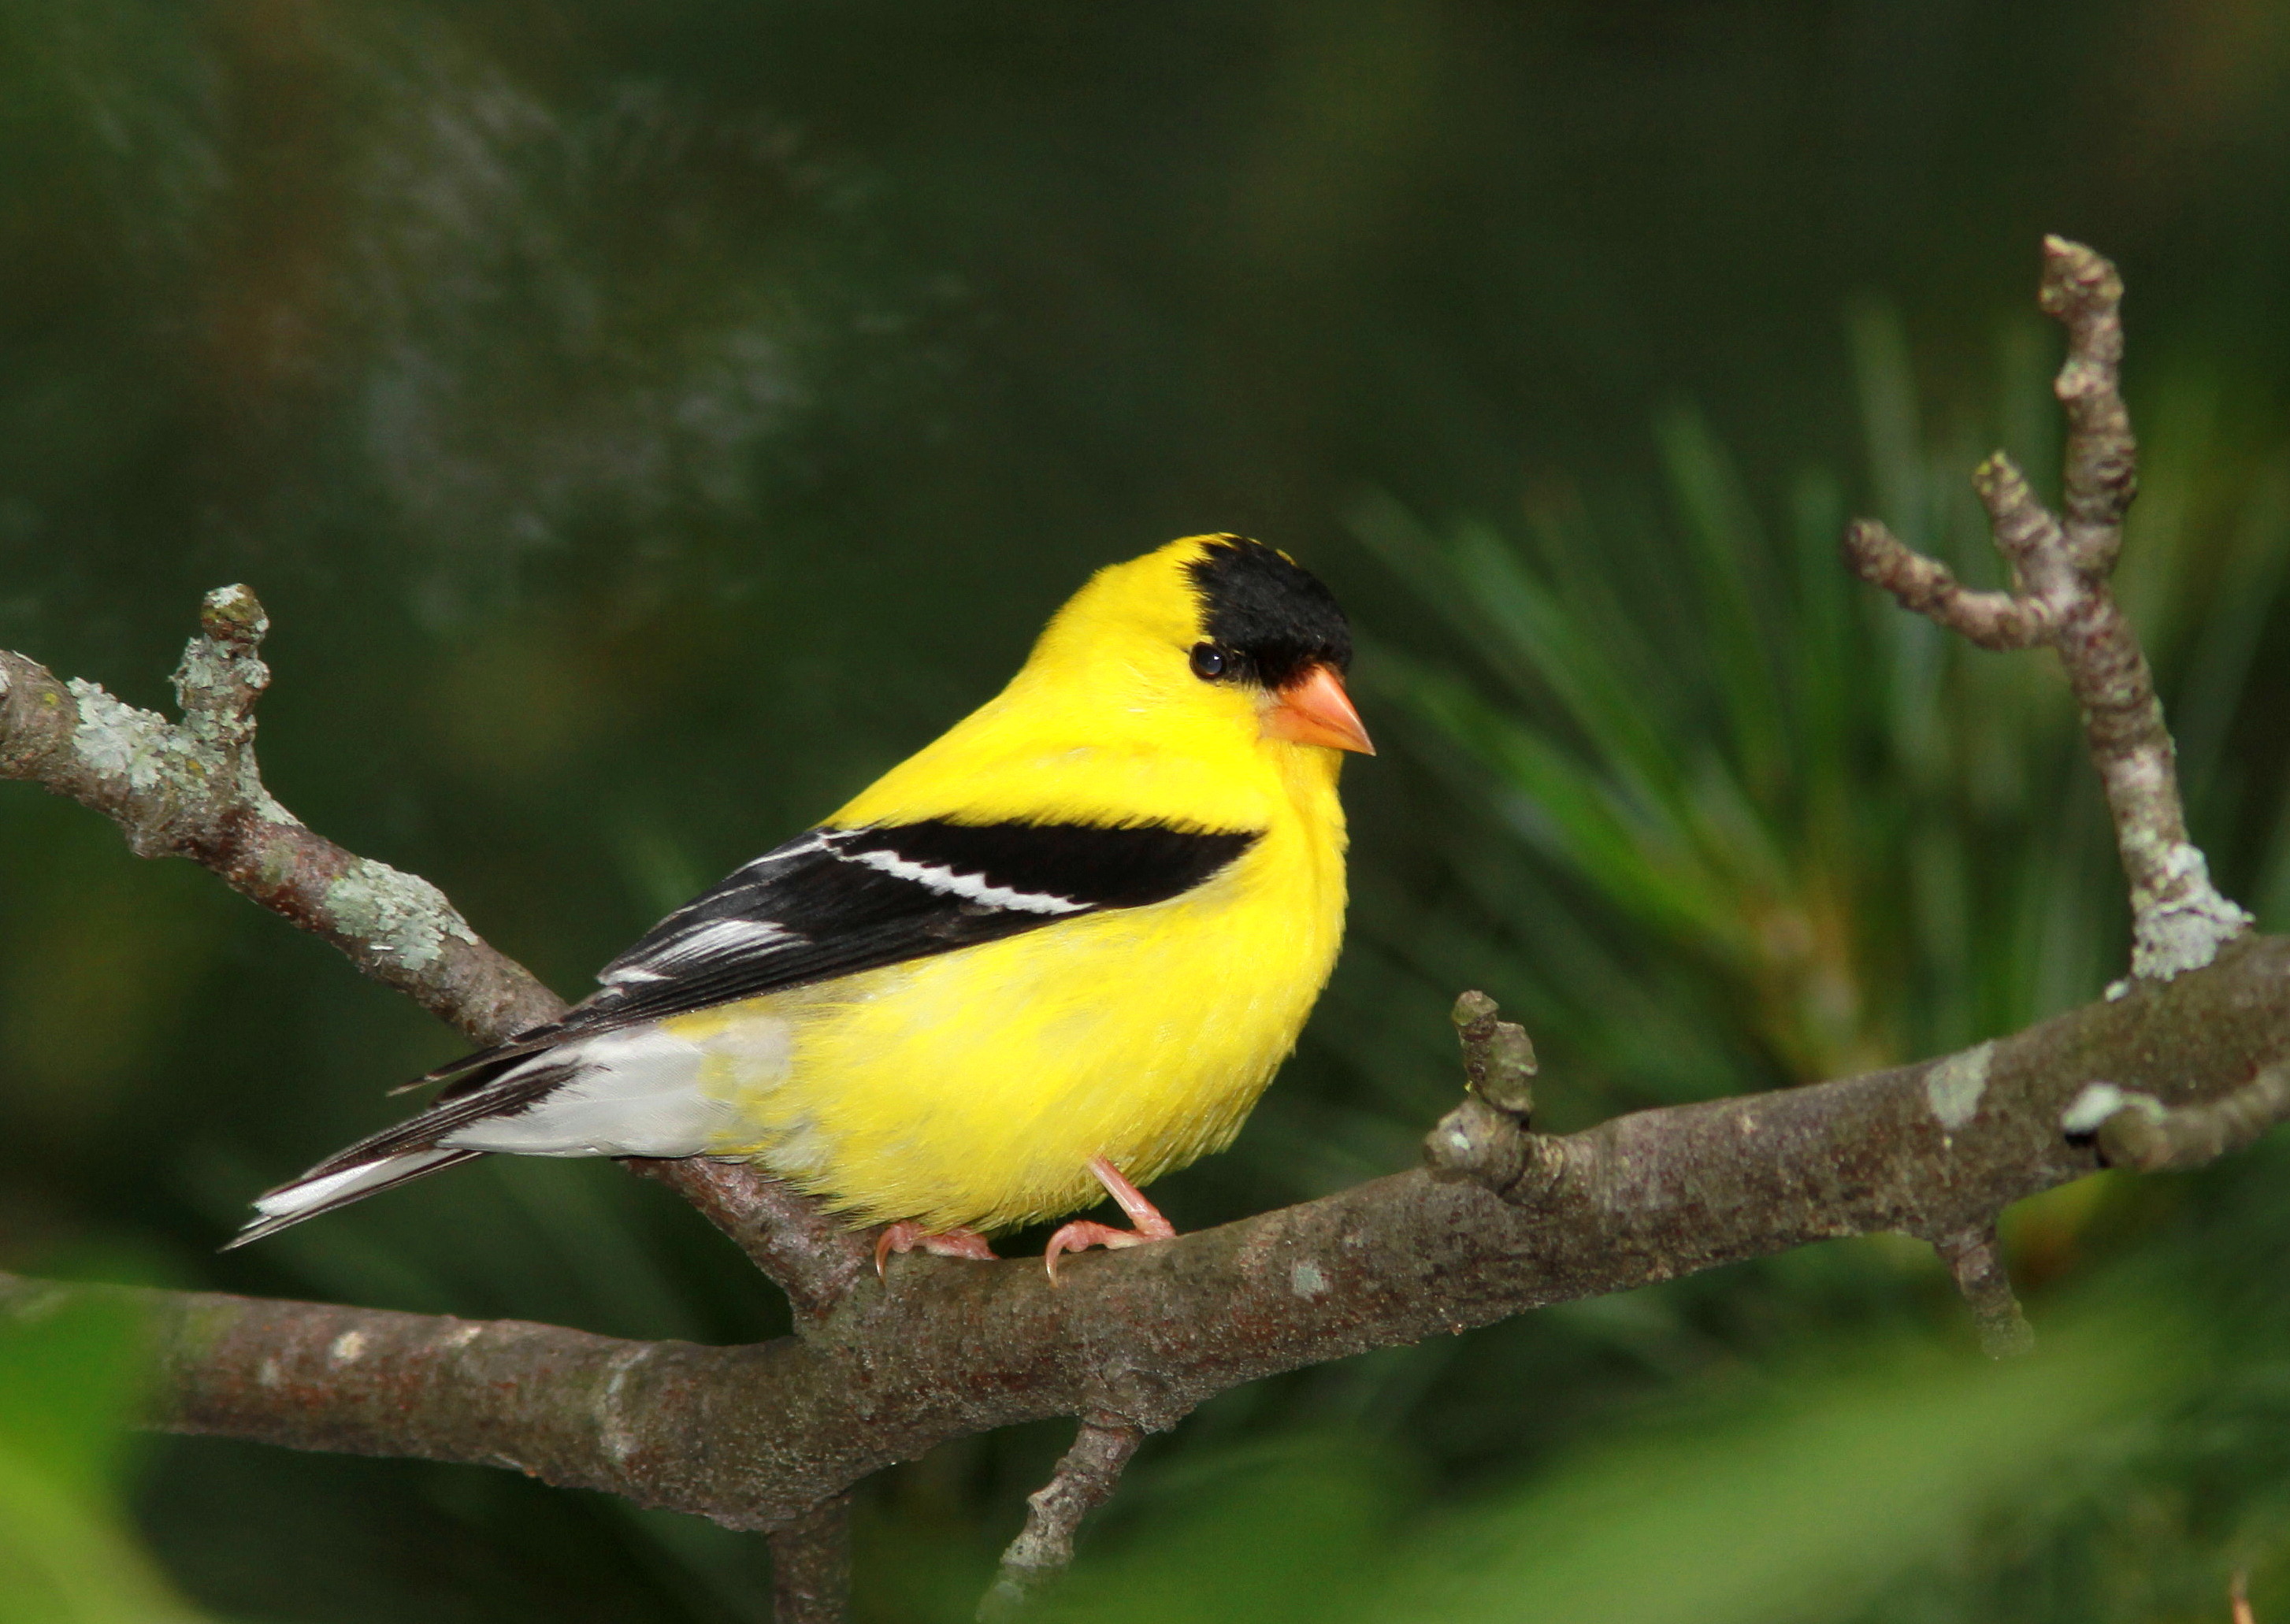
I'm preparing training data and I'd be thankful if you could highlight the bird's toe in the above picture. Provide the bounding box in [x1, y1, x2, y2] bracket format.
[876, 1222, 1000, 1278]
[1043, 1220, 1160, 1283]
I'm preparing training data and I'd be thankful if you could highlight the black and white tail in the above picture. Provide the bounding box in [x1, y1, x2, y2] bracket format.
[227, 1147, 484, 1248]
[226, 1024, 737, 1247]
[223, 1044, 578, 1249]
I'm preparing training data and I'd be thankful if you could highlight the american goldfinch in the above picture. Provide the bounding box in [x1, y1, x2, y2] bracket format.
[233, 535, 1371, 1275]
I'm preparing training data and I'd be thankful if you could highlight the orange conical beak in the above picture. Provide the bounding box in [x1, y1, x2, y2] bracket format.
[1264, 664, 1375, 755]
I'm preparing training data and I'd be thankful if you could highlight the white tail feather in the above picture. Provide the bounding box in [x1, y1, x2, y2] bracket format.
[225, 1148, 473, 1248]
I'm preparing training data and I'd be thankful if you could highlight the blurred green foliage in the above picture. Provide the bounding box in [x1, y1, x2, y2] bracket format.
[0, 1291, 211, 1622]
[8, 1, 2290, 1621]
[1352, 306, 2290, 1095]
[1019, 1294, 2184, 1624]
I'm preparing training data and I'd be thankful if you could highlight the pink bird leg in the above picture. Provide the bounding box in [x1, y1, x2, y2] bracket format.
[1044, 1157, 1178, 1283]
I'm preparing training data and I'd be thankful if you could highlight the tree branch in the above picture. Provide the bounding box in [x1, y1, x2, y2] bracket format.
[770, 1493, 854, 1624]
[623, 1158, 871, 1324]
[0, 580, 871, 1611]
[0, 584, 868, 1322]
[1843, 235, 2255, 980]
[978, 1420, 1144, 1621]
[0, 587, 562, 1046]
[6, 930, 2287, 1537]
[1928, 1224, 2035, 1359]
[2063, 1064, 2290, 1174]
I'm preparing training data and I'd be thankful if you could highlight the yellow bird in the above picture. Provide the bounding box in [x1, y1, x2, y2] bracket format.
[233, 535, 1371, 1274]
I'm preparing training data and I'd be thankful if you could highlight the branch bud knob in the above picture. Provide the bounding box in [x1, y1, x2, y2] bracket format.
[1452, 990, 1538, 1117]
[199, 584, 270, 653]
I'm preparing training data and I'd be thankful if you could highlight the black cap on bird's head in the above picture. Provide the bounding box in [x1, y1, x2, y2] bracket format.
[1183, 535, 1372, 755]
[1183, 535, 1353, 691]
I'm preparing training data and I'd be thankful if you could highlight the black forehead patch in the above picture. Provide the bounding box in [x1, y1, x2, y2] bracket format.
[1183, 536, 1353, 689]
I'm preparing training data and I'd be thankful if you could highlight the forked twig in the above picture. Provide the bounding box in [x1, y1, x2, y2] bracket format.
[1845, 236, 2254, 981]
[1846, 235, 2271, 1354]
[0, 586, 868, 1616]
[0, 588, 561, 1044]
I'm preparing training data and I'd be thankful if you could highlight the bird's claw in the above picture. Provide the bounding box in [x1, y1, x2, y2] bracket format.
[875, 1222, 998, 1279]
[1043, 1219, 1169, 1282]
[1043, 1157, 1178, 1283]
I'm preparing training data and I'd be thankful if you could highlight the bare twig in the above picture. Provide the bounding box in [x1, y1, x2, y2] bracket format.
[978, 1420, 1145, 1620]
[1423, 993, 1561, 1198]
[1836, 528, 2051, 651]
[770, 1494, 854, 1624]
[625, 1158, 871, 1322]
[1844, 236, 2254, 980]
[1451, 989, 1538, 1116]
[1928, 1224, 2035, 1359]
[2232, 1568, 2255, 1624]
[0, 591, 869, 1337]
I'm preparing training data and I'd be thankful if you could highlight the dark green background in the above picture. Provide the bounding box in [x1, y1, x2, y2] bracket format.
[9, 2, 2290, 1619]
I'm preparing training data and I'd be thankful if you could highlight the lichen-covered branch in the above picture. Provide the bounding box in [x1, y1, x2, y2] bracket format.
[0, 586, 874, 1615]
[1843, 236, 2254, 980]
[0, 596, 867, 1322]
[6, 931, 2287, 1541]
[0, 588, 561, 1046]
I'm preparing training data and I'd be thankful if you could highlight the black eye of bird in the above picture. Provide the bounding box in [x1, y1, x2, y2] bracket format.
[1189, 643, 1228, 680]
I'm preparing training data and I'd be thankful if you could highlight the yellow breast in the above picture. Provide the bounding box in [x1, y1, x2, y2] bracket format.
[664, 741, 1347, 1233]
[656, 535, 1357, 1230]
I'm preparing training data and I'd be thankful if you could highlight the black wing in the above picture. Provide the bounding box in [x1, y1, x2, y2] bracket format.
[414, 818, 1259, 1096]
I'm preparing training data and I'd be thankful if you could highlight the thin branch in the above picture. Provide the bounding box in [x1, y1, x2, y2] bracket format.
[1927, 1224, 2034, 1359]
[0, 591, 867, 1330]
[11, 932, 2288, 1533]
[1451, 989, 1538, 1116]
[2039, 239, 2139, 569]
[770, 1494, 854, 1624]
[1843, 236, 2254, 980]
[978, 1420, 1145, 1621]
[1423, 991, 1559, 1197]
[0, 587, 562, 1046]
[1839, 525, 2051, 651]
[625, 1158, 870, 1322]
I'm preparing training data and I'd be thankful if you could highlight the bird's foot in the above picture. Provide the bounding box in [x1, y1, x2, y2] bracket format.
[1044, 1157, 1178, 1283]
[875, 1222, 998, 1278]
